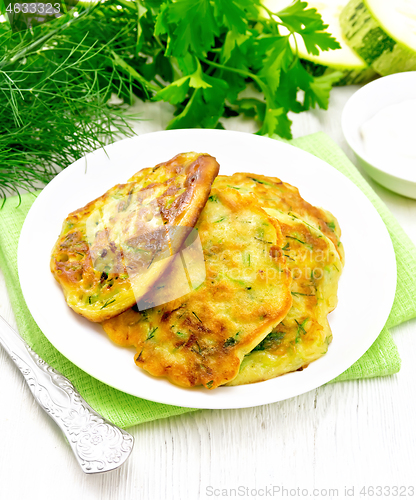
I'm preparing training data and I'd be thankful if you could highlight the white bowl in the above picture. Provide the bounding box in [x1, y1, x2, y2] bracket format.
[342, 72, 416, 199]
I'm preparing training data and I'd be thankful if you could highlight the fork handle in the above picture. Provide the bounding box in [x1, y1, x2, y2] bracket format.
[0, 315, 134, 474]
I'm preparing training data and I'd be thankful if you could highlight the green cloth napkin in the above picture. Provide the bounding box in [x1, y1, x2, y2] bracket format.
[1, 132, 415, 428]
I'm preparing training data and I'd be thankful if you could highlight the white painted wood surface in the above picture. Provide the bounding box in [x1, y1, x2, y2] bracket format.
[1, 86, 416, 499]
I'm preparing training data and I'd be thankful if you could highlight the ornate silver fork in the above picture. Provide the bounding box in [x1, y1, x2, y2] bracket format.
[0, 314, 134, 474]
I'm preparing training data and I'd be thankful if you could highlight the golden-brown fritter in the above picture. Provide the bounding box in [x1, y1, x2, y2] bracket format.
[214, 173, 344, 264]
[102, 187, 293, 389]
[227, 209, 343, 386]
[50, 153, 219, 322]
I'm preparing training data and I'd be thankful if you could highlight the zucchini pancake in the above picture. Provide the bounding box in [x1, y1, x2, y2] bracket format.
[50, 153, 219, 322]
[213, 175, 343, 386]
[214, 173, 344, 265]
[227, 209, 343, 386]
[102, 187, 293, 389]
[52, 153, 343, 389]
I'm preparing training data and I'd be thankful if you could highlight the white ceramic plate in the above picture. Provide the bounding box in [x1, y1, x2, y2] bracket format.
[18, 129, 396, 409]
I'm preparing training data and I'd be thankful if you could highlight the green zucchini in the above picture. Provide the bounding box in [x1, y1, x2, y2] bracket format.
[264, 0, 376, 85]
[340, 0, 416, 76]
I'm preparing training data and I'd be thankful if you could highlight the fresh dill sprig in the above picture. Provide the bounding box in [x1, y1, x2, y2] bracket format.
[0, 2, 145, 203]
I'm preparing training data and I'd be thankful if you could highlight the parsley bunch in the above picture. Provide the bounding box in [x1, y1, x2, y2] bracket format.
[146, 0, 342, 137]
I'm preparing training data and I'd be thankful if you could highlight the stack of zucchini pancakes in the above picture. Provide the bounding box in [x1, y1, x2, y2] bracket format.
[51, 152, 344, 389]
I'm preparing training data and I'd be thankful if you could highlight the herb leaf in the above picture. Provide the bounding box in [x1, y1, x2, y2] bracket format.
[100, 298, 116, 310]
[276, 0, 341, 55]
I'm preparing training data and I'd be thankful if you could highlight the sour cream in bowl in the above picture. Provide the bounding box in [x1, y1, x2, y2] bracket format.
[342, 72, 416, 199]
